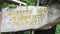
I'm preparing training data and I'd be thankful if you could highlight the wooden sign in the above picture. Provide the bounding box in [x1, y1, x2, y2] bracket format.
[1, 6, 49, 32]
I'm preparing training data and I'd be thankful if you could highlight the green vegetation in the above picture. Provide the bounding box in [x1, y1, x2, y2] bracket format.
[3, 0, 36, 8]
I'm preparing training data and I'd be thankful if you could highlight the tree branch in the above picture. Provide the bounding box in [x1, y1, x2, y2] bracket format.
[36, 0, 40, 6]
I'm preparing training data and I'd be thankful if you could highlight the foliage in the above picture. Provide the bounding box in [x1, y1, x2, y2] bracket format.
[20, 0, 36, 6]
[3, 3, 17, 8]
[3, 0, 36, 8]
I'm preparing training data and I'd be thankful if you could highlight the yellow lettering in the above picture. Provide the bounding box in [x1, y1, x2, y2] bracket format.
[19, 16, 31, 20]
[37, 8, 43, 12]
[31, 16, 36, 20]
[15, 22, 22, 27]
[36, 14, 44, 19]
[23, 10, 32, 14]
[12, 17, 16, 22]
[8, 11, 17, 16]
[44, 8, 49, 12]
[27, 21, 35, 26]
[17, 11, 21, 16]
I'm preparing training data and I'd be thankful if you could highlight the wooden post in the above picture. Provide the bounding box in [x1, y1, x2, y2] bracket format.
[30, 30, 34, 34]
[32, 31, 34, 34]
